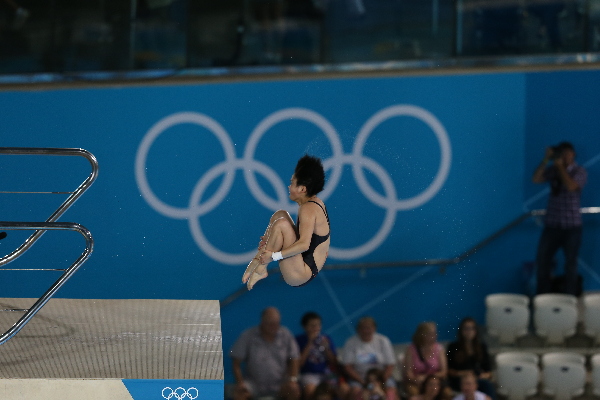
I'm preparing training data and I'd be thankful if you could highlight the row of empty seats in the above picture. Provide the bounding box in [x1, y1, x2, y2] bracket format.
[496, 351, 600, 400]
[486, 293, 600, 345]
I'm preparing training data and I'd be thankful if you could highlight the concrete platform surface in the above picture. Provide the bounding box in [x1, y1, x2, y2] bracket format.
[0, 298, 223, 380]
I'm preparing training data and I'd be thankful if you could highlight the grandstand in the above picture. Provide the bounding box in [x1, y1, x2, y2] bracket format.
[398, 291, 600, 399]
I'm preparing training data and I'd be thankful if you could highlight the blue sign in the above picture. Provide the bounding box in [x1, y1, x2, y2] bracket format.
[123, 380, 223, 400]
[0, 73, 526, 302]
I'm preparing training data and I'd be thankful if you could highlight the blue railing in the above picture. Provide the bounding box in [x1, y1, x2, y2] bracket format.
[220, 206, 600, 307]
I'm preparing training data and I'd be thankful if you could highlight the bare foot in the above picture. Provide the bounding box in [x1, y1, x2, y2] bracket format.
[247, 264, 268, 290]
[242, 257, 260, 284]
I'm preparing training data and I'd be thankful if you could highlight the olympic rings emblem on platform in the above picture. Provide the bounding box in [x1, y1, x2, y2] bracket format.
[162, 387, 199, 400]
[135, 105, 452, 265]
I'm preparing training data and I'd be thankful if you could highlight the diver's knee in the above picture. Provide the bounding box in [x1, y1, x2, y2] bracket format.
[271, 216, 293, 230]
[270, 210, 290, 223]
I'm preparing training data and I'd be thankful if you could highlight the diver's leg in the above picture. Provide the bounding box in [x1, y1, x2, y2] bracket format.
[242, 210, 294, 284]
[247, 216, 309, 289]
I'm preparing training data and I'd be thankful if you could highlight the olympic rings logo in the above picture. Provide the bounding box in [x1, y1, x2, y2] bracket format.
[162, 387, 199, 400]
[135, 105, 452, 265]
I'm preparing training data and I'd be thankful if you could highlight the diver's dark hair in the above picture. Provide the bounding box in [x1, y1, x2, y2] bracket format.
[294, 155, 325, 197]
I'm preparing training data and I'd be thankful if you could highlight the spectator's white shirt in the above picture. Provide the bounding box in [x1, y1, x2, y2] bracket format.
[342, 332, 395, 379]
[453, 391, 487, 400]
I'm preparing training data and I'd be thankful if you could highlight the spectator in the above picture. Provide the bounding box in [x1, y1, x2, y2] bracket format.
[446, 318, 495, 399]
[362, 368, 386, 400]
[311, 381, 337, 400]
[409, 375, 448, 400]
[452, 372, 491, 400]
[296, 311, 347, 399]
[403, 322, 448, 397]
[230, 306, 301, 400]
[341, 316, 398, 400]
[532, 141, 587, 296]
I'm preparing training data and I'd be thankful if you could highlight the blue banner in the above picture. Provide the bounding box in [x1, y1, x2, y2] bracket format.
[123, 380, 223, 400]
[0, 73, 525, 302]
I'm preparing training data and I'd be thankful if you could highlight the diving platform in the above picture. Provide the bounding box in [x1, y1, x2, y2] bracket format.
[0, 298, 223, 399]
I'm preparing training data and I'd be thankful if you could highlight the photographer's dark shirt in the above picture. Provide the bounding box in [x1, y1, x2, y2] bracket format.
[543, 163, 587, 228]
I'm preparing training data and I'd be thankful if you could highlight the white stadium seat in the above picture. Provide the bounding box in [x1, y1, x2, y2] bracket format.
[495, 351, 540, 400]
[592, 353, 600, 396]
[542, 352, 585, 366]
[486, 293, 530, 344]
[496, 351, 539, 366]
[583, 293, 600, 344]
[541, 352, 586, 400]
[533, 294, 578, 345]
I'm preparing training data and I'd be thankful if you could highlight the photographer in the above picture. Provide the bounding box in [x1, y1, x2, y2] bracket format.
[532, 142, 587, 296]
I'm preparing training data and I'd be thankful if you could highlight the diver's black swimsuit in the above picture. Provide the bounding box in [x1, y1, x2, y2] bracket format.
[296, 200, 330, 286]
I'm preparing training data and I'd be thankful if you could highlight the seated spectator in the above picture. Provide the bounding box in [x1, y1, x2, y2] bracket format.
[410, 375, 449, 400]
[311, 381, 337, 400]
[341, 316, 398, 400]
[446, 318, 495, 400]
[296, 311, 347, 399]
[362, 368, 386, 400]
[452, 372, 491, 400]
[230, 306, 301, 400]
[402, 322, 448, 397]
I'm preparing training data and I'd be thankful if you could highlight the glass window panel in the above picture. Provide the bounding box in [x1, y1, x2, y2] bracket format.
[0, 0, 598, 77]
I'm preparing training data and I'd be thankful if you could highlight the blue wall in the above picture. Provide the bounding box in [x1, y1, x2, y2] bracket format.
[0, 69, 598, 384]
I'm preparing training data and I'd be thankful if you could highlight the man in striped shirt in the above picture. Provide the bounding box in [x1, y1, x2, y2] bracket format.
[532, 142, 587, 296]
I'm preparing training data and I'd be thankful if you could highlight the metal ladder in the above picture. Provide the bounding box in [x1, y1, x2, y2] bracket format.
[0, 147, 98, 344]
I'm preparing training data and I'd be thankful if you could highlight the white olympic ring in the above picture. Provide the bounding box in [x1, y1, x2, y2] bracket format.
[162, 387, 199, 400]
[135, 105, 452, 264]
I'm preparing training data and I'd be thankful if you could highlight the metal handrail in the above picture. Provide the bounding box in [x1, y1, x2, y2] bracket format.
[0, 147, 98, 267]
[0, 222, 93, 344]
[0, 147, 97, 344]
[321, 207, 600, 270]
[221, 206, 600, 307]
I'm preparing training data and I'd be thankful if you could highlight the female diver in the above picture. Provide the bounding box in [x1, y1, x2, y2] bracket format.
[242, 155, 330, 290]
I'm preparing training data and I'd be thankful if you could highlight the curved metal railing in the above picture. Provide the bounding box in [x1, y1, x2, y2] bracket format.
[0, 147, 97, 343]
[221, 207, 600, 307]
[0, 222, 93, 344]
[0, 147, 98, 268]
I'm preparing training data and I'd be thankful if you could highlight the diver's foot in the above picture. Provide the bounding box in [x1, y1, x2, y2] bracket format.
[247, 265, 268, 290]
[242, 257, 260, 284]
